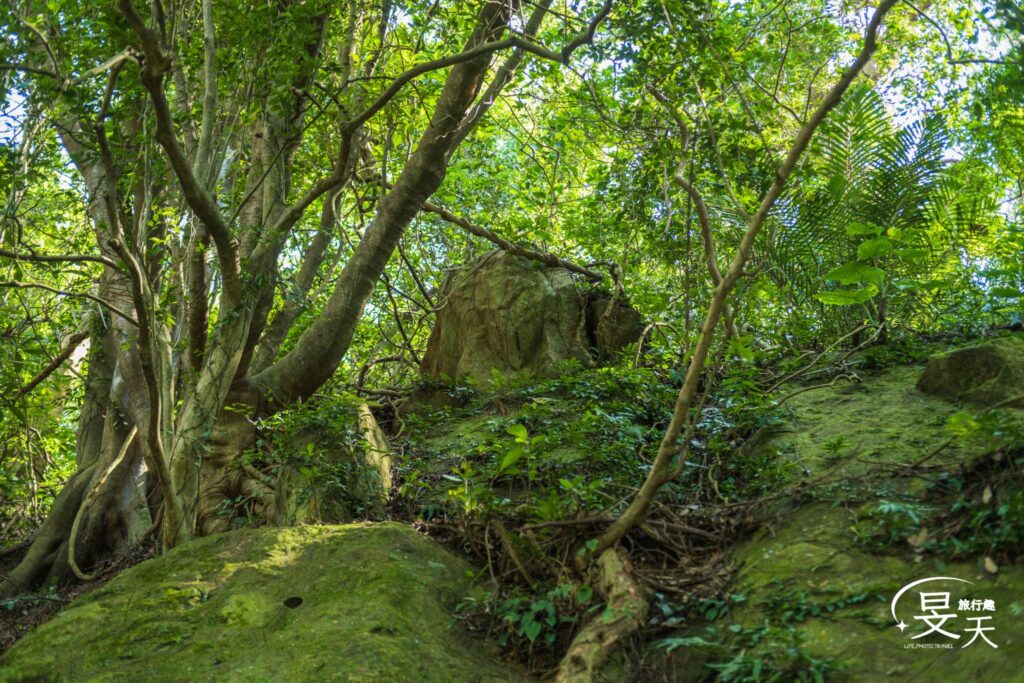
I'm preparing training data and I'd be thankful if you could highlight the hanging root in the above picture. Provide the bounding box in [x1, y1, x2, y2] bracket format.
[556, 546, 649, 683]
[67, 426, 138, 582]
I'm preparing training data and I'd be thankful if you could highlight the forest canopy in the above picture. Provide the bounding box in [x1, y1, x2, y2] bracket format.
[0, 0, 1022, 678]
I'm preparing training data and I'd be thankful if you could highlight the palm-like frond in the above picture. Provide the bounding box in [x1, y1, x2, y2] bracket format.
[758, 86, 993, 338]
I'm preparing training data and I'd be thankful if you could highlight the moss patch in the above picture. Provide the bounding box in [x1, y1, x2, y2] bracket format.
[651, 349, 1024, 682]
[771, 364, 1019, 479]
[0, 523, 526, 682]
[917, 334, 1024, 408]
[726, 503, 1024, 682]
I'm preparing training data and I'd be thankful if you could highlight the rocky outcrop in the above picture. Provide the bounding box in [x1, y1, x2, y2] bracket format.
[645, 359, 1024, 682]
[917, 335, 1024, 407]
[420, 251, 644, 382]
[0, 523, 525, 682]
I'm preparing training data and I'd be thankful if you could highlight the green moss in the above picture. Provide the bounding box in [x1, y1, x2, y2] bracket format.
[727, 506, 1024, 682]
[0, 523, 526, 682]
[917, 334, 1024, 408]
[770, 365, 1015, 478]
[653, 350, 1024, 682]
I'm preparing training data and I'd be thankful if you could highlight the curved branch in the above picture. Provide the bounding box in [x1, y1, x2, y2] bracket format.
[17, 330, 89, 397]
[417, 194, 605, 282]
[116, 0, 241, 298]
[647, 86, 738, 340]
[0, 248, 119, 270]
[596, 0, 900, 554]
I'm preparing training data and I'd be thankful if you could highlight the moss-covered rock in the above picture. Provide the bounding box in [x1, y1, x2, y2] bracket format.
[419, 250, 643, 383]
[917, 334, 1024, 408]
[723, 503, 1024, 682]
[0, 523, 526, 682]
[651, 353, 1024, 682]
[769, 364, 1003, 479]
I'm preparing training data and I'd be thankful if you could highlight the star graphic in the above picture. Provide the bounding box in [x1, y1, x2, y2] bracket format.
[897, 622, 908, 631]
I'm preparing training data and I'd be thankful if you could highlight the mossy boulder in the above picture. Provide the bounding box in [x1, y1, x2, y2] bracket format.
[0, 523, 525, 682]
[649, 356, 1024, 681]
[420, 250, 642, 382]
[720, 503, 1024, 682]
[917, 335, 1024, 408]
[769, 364, 1001, 479]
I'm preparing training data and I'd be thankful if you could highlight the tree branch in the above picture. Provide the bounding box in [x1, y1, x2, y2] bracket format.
[116, 0, 242, 298]
[0, 248, 119, 270]
[418, 195, 605, 282]
[595, 0, 900, 554]
[16, 330, 89, 397]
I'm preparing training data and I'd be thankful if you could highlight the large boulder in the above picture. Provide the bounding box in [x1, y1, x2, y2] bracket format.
[917, 335, 1024, 408]
[420, 251, 643, 382]
[642, 359, 1024, 682]
[0, 523, 525, 682]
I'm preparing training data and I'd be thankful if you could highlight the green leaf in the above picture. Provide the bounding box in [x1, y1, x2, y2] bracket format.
[892, 247, 929, 260]
[824, 262, 885, 285]
[507, 424, 529, 443]
[893, 278, 949, 291]
[523, 618, 542, 642]
[845, 221, 883, 236]
[947, 411, 980, 436]
[815, 285, 878, 305]
[991, 286, 1022, 298]
[856, 237, 894, 259]
[500, 446, 525, 471]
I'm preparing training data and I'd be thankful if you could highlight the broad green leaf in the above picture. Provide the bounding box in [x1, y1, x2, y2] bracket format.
[856, 237, 894, 259]
[892, 247, 929, 260]
[893, 279, 949, 291]
[845, 221, 883, 236]
[500, 446, 525, 471]
[506, 424, 529, 443]
[991, 286, 1022, 298]
[523, 618, 542, 642]
[824, 262, 885, 285]
[815, 285, 878, 305]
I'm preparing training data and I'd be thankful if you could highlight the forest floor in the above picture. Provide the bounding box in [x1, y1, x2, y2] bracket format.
[0, 540, 154, 652]
[2, 330, 1022, 681]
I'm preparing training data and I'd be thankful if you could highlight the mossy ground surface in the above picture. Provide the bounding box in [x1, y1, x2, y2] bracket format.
[660, 347, 1024, 682]
[771, 364, 1003, 479]
[0, 523, 525, 682]
[728, 502, 1024, 682]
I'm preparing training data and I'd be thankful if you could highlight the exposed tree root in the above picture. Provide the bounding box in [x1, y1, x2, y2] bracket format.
[357, 402, 395, 497]
[68, 426, 138, 581]
[556, 546, 649, 683]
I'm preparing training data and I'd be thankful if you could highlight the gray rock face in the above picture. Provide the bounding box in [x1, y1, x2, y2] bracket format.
[420, 251, 644, 382]
[916, 335, 1024, 408]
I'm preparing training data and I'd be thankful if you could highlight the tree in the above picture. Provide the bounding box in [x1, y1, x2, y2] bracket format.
[0, 0, 611, 596]
[558, 3, 901, 678]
